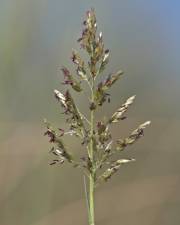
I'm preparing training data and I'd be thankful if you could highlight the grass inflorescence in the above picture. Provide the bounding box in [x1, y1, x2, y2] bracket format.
[44, 8, 151, 225]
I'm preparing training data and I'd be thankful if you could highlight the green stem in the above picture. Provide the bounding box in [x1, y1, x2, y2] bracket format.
[88, 78, 95, 225]
[89, 172, 95, 225]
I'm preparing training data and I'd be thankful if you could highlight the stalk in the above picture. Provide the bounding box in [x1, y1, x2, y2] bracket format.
[89, 171, 95, 225]
[88, 78, 95, 225]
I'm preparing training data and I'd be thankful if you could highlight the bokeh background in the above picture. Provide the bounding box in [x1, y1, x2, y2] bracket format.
[0, 0, 180, 224]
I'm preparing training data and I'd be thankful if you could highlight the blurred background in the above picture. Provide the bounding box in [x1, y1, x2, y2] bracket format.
[0, 0, 180, 224]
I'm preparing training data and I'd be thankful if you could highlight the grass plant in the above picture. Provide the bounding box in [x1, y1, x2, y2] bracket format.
[44, 8, 151, 225]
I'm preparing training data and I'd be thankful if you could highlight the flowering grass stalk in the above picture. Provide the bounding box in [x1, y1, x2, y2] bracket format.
[44, 8, 151, 225]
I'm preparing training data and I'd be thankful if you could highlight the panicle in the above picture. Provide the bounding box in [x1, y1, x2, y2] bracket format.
[44, 9, 151, 189]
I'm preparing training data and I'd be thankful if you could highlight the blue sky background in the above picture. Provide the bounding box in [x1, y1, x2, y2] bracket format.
[0, 0, 180, 121]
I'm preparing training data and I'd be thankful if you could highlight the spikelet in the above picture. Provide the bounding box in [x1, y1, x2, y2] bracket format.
[54, 89, 67, 108]
[61, 66, 82, 92]
[99, 158, 135, 182]
[116, 121, 151, 150]
[110, 95, 136, 123]
[95, 70, 124, 106]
